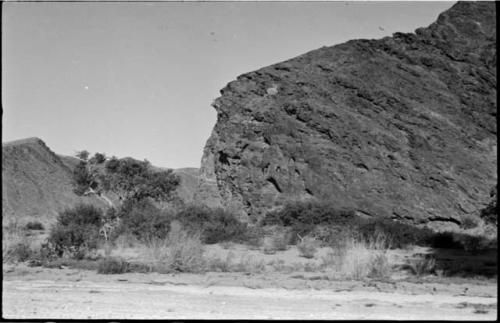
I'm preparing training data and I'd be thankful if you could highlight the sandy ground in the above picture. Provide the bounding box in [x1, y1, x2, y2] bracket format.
[3, 264, 497, 320]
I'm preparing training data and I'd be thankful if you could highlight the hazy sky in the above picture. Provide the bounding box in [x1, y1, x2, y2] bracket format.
[2, 1, 454, 168]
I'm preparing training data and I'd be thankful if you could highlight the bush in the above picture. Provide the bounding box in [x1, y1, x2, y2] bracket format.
[48, 204, 104, 258]
[261, 237, 278, 255]
[297, 235, 318, 259]
[261, 201, 357, 237]
[356, 218, 431, 249]
[25, 221, 45, 231]
[4, 239, 34, 263]
[240, 225, 264, 248]
[175, 205, 247, 244]
[370, 252, 391, 279]
[259, 226, 290, 254]
[116, 199, 171, 242]
[429, 232, 463, 249]
[97, 257, 129, 274]
[407, 256, 436, 277]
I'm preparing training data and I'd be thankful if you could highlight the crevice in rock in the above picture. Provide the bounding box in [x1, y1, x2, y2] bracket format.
[218, 151, 230, 165]
[267, 177, 283, 193]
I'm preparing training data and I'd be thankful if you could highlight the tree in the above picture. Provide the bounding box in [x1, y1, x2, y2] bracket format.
[73, 155, 180, 208]
[75, 150, 90, 161]
[89, 152, 106, 164]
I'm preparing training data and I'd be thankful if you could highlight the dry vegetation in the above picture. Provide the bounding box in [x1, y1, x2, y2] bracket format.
[3, 199, 497, 285]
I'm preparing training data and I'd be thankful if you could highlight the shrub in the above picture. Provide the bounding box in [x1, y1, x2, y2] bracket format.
[3, 238, 34, 263]
[429, 232, 463, 249]
[407, 256, 436, 277]
[260, 225, 290, 252]
[261, 237, 277, 255]
[369, 253, 391, 279]
[206, 253, 234, 272]
[356, 218, 431, 249]
[116, 199, 171, 242]
[297, 235, 318, 259]
[113, 233, 139, 249]
[261, 201, 357, 237]
[241, 225, 265, 248]
[25, 221, 44, 231]
[48, 204, 103, 258]
[175, 205, 247, 244]
[97, 257, 129, 274]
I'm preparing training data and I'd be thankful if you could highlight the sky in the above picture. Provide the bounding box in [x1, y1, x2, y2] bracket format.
[2, 1, 455, 169]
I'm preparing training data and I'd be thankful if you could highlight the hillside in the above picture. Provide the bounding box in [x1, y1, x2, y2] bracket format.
[2, 137, 203, 225]
[197, 1, 497, 227]
[2, 138, 106, 226]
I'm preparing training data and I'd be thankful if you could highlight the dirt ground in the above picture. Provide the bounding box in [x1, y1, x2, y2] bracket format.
[3, 263, 497, 320]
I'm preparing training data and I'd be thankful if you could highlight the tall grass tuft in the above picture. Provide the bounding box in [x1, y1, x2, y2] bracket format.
[323, 233, 392, 280]
[3, 221, 36, 263]
[143, 221, 205, 273]
[97, 257, 129, 274]
[297, 235, 318, 259]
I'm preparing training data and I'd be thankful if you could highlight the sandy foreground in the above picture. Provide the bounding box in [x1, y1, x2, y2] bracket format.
[2, 264, 497, 320]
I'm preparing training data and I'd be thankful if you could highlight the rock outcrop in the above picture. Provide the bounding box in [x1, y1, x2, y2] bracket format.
[197, 1, 497, 227]
[2, 138, 106, 225]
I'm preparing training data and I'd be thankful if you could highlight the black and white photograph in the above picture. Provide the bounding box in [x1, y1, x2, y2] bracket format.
[2, 0, 497, 320]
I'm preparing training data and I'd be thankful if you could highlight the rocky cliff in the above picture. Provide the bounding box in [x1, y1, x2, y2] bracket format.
[2, 138, 106, 225]
[197, 1, 497, 227]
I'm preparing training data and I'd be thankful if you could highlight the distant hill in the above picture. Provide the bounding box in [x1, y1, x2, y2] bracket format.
[2, 137, 202, 225]
[2, 138, 106, 226]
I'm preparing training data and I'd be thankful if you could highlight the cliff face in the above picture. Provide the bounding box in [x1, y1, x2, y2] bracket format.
[2, 138, 106, 225]
[197, 1, 497, 227]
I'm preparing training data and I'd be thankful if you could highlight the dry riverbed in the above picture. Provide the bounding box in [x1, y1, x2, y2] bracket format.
[3, 263, 497, 320]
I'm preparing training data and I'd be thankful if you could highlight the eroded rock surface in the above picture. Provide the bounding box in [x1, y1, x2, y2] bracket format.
[197, 1, 497, 226]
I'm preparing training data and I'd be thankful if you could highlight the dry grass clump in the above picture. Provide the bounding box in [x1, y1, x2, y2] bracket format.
[297, 235, 319, 259]
[322, 233, 392, 280]
[113, 233, 139, 249]
[407, 256, 436, 277]
[3, 221, 37, 263]
[97, 256, 129, 274]
[260, 226, 290, 254]
[206, 252, 266, 273]
[143, 221, 205, 273]
[231, 254, 266, 273]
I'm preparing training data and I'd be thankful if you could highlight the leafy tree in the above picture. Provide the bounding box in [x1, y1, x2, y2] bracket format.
[72, 154, 180, 209]
[75, 150, 90, 161]
[89, 152, 106, 164]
